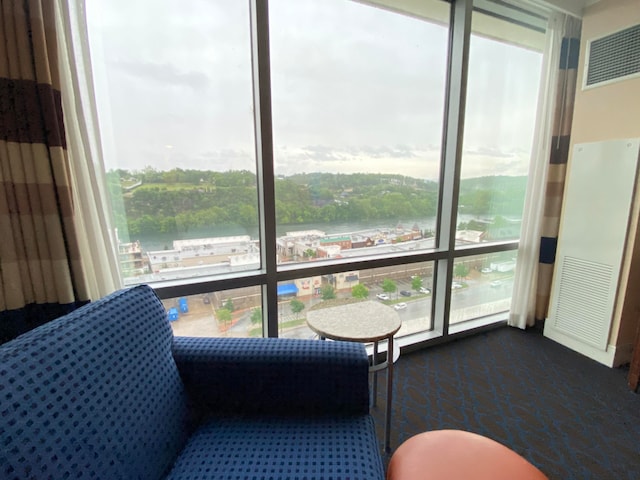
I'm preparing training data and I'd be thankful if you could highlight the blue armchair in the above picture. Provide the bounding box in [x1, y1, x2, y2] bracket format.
[1, 285, 384, 479]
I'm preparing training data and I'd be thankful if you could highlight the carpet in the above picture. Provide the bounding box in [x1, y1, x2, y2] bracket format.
[371, 327, 640, 480]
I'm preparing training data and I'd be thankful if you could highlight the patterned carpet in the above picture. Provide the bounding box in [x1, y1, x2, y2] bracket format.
[370, 326, 640, 480]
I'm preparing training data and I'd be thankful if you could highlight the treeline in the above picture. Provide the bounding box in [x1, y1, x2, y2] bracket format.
[106, 168, 525, 236]
[458, 176, 527, 216]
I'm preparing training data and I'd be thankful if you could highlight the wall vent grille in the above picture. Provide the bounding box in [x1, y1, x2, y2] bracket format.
[552, 256, 614, 350]
[585, 24, 640, 88]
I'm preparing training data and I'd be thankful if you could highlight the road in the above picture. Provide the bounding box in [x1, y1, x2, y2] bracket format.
[277, 274, 514, 339]
[167, 273, 514, 339]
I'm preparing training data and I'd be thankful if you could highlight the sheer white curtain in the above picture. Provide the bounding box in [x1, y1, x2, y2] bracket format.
[509, 12, 566, 329]
[54, 0, 122, 299]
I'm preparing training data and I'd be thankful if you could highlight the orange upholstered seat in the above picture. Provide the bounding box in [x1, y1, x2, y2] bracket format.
[387, 430, 548, 480]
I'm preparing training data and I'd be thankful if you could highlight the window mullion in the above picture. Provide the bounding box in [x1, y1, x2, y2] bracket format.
[250, 0, 279, 337]
[433, 0, 472, 336]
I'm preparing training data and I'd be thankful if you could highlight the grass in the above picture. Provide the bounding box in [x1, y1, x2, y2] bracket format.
[248, 317, 308, 337]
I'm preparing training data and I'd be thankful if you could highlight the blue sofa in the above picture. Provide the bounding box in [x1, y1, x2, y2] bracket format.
[1, 285, 384, 479]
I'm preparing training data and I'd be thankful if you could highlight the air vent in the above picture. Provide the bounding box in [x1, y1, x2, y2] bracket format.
[552, 256, 614, 350]
[585, 24, 640, 88]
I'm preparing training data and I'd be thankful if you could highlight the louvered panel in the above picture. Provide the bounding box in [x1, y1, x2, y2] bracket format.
[585, 24, 640, 87]
[545, 140, 640, 365]
[552, 256, 614, 350]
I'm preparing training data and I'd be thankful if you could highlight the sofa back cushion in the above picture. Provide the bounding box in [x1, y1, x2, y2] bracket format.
[1, 285, 191, 480]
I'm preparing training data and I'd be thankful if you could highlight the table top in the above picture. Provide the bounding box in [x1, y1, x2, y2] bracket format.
[306, 301, 402, 342]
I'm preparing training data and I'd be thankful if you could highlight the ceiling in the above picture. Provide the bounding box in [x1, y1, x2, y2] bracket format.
[542, 0, 599, 17]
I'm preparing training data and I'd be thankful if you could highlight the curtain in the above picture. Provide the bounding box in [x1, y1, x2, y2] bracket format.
[0, 0, 89, 342]
[534, 16, 581, 324]
[55, 0, 122, 298]
[509, 13, 581, 329]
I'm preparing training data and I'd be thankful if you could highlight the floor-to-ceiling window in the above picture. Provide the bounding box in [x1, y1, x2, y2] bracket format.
[450, 2, 545, 332]
[86, 0, 545, 346]
[268, 0, 448, 338]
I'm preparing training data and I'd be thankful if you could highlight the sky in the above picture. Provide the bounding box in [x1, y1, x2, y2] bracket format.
[86, 0, 543, 180]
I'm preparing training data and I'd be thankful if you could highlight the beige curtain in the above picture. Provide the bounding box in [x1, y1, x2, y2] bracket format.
[535, 16, 582, 323]
[0, 0, 89, 341]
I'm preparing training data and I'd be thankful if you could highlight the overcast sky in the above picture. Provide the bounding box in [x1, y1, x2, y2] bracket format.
[86, 0, 542, 180]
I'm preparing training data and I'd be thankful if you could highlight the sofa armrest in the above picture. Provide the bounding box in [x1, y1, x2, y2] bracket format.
[172, 337, 370, 416]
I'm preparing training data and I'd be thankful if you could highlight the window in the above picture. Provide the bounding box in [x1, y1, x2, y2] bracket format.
[86, 0, 547, 346]
[87, 0, 260, 284]
[448, 252, 517, 330]
[459, 8, 544, 246]
[270, 0, 447, 268]
[449, 3, 544, 322]
[277, 262, 435, 339]
[163, 286, 263, 337]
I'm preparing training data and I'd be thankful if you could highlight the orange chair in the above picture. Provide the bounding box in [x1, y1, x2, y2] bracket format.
[387, 430, 548, 480]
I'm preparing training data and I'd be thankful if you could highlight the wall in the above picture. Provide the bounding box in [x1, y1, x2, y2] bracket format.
[569, 0, 640, 365]
[571, 0, 640, 144]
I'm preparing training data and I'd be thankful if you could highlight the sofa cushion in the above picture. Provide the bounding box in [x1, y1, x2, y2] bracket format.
[166, 415, 385, 479]
[173, 336, 370, 416]
[1, 285, 191, 480]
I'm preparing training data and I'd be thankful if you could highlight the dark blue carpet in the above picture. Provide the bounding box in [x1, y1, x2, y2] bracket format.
[371, 326, 640, 480]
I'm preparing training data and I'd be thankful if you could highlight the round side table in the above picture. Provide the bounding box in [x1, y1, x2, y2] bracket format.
[307, 301, 401, 452]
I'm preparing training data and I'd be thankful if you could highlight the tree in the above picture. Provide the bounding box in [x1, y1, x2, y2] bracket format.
[492, 215, 509, 228]
[382, 278, 397, 295]
[411, 276, 423, 291]
[304, 248, 316, 259]
[351, 284, 369, 299]
[320, 284, 336, 300]
[224, 298, 235, 312]
[454, 263, 470, 279]
[250, 308, 262, 325]
[290, 298, 305, 319]
[216, 308, 232, 326]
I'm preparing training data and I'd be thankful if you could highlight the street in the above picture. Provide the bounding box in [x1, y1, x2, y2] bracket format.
[166, 272, 515, 339]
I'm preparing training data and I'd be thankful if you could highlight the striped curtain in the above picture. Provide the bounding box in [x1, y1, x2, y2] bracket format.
[535, 17, 582, 323]
[0, 0, 89, 343]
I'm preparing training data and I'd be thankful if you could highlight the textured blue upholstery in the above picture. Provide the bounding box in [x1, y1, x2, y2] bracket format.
[0, 285, 192, 480]
[1, 285, 384, 479]
[166, 416, 383, 479]
[173, 336, 370, 416]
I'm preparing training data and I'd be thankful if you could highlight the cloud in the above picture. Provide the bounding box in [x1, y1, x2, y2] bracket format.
[114, 60, 210, 91]
[272, 145, 441, 177]
[91, 0, 540, 183]
[464, 146, 516, 159]
[459, 151, 530, 178]
[356, 145, 419, 158]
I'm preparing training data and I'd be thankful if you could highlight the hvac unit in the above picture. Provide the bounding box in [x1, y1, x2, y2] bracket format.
[544, 139, 640, 366]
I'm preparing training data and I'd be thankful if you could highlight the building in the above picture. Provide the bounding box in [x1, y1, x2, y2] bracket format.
[147, 236, 255, 272]
[173, 236, 253, 258]
[117, 240, 149, 277]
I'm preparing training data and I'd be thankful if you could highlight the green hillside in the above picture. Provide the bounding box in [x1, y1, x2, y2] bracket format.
[107, 169, 526, 236]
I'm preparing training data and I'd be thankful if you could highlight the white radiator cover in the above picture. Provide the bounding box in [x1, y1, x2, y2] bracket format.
[544, 139, 640, 365]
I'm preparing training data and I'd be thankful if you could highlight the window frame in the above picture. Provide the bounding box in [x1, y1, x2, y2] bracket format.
[133, 0, 537, 348]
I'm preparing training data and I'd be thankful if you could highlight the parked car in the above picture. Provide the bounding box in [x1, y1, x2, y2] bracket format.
[419, 287, 431, 294]
[490, 280, 502, 288]
[394, 302, 407, 310]
[451, 282, 463, 289]
[400, 290, 412, 297]
[481, 267, 493, 274]
[376, 293, 390, 301]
